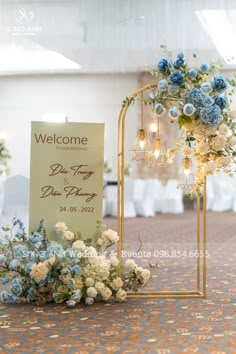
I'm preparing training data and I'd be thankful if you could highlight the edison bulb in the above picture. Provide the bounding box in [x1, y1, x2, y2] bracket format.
[154, 149, 160, 159]
[184, 168, 190, 177]
[139, 140, 145, 150]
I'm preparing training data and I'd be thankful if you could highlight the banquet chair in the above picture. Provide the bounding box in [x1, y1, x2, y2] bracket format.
[1, 175, 30, 227]
[153, 179, 167, 213]
[133, 179, 155, 217]
[109, 178, 136, 218]
[211, 175, 233, 212]
[161, 179, 184, 214]
[206, 176, 216, 211]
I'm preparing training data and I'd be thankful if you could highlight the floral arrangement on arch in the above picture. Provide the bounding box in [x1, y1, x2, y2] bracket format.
[124, 45, 236, 192]
[0, 138, 11, 174]
[0, 219, 150, 307]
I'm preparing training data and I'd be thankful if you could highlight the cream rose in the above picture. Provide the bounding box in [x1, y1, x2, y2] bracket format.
[55, 222, 68, 233]
[72, 240, 86, 252]
[101, 287, 112, 301]
[215, 156, 231, 168]
[85, 278, 95, 287]
[95, 281, 105, 293]
[228, 136, 236, 147]
[63, 230, 75, 241]
[30, 262, 49, 283]
[125, 259, 137, 270]
[96, 237, 104, 247]
[86, 287, 97, 298]
[141, 269, 151, 283]
[111, 277, 123, 290]
[102, 229, 119, 244]
[196, 141, 209, 155]
[110, 257, 119, 267]
[116, 289, 127, 302]
[211, 135, 225, 151]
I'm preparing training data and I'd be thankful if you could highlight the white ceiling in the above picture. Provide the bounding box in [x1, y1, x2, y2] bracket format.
[0, 0, 236, 74]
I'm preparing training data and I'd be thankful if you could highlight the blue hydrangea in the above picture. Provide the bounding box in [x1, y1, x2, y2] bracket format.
[8, 294, 21, 304]
[0, 290, 9, 303]
[13, 245, 28, 258]
[9, 259, 20, 271]
[188, 89, 205, 110]
[168, 84, 180, 95]
[11, 283, 23, 296]
[173, 52, 185, 68]
[188, 68, 198, 80]
[0, 254, 7, 264]
[71, 265, 82, 276]
[27, 287, 36, 302]
[203, 96, 214, 106]
[157, 58, 171, 72]
[200, 82, 213, 94]
[158, 79, 168, 91]
[169, 107, 180, 119]
[200, 104, 222, 125]
[169, 70, 185, 85]
[212, 75, 227, 92]
[28, 232, 42, 245]
[183, 103, 196, 116]
[15, 230, 24, 239]
[39, 251, 49, 262]
[12, 277, 23, 285]
[214, 95, 227, 110]
[48, 241, 64, 258]
[200, 63, 210, 73]
[1, 274, 10, 285]
[154, 103, 165, 116]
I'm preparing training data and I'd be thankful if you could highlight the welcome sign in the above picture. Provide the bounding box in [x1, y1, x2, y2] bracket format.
[29, 121, 104, 242]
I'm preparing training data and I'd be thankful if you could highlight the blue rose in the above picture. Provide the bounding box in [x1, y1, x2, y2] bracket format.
[9, 259, 19, 271]
[28, 251, 37, 262]
[0, 290, 9, 303]
[65, 248, 77, 262]
[13, 245, 28, 258]
[212, 75, 227, 92]
[25, 263, 33, 273]
[168, 84, 180, 94]
[158, 79, 168, 91]
[173, 52, 185, 68]
[48, 241, 64, 258]
[15, 230, 24, 239]
[214, 95, 227, 110]
[71, 289, 82, 303]
[28, 232, 42, 245]
[183, 103, 196, 116]
[11, 283, 23, 296]
[203, 96, 214, 106]
[157, 58, 171, 72]
[39, 251, 49, 262]
[169, 107, 180, 119]
[154, 103, 165, 116]
[188, 89, 205, 110]
[0, 254, 7, 264]
[12, 277, 23, 285]
[39, 272, 51, 286]
[200, 104, 222, 126]
[188, 69, 198, 80]
[169, 70, 185, 85]
[71, 265, 82, 276]
[200, 82, 213, 94]
[27, 287, 36, 302]
[8, 294, 21, 304]
[1, 275, 10, 285]
[200, 63, 210, 73]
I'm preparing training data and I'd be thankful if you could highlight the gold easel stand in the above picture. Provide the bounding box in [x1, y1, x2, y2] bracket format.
[117, 83, 207, 298]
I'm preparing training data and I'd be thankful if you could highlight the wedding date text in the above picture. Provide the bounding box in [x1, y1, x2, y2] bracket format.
[59, 206, 94, 213]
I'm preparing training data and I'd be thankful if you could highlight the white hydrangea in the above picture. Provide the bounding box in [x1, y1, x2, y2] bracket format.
[85, 277, 95, 287]
[228, 136, 236, 147]
[72, 240, 86, 252]
[86, 286, 97, 298]
[135, 267, 151, 283]
[116, 289, 127, 302]
[55, 222, 68, 233]
[111, 277, 123, 290]
[125, 259, 137, 270]
[101, 287, 112, 301]
[102, 229, 119, 245]
[84, 256, 110, 282]
[211, 135, 225, 151]
[196, 141, 209, 155]
[85, 297, 94, 305]
[95, 281, 105, 293]
[85, 246, 97, 258]
[110, 257, 119, 267]
[218, 123, 229, 136]
[63, 230, 75, 241]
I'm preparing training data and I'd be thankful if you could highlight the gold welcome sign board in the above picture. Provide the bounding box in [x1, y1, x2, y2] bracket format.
[29, 122, 104, 241]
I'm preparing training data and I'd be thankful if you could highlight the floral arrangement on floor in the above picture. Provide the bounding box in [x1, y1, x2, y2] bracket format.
[0, 218, 150, 307]
[0, 138, 11, 174]
[123, 44, 236, 192]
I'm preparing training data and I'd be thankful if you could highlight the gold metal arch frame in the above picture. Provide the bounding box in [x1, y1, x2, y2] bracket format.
[117, 83, 207, 298]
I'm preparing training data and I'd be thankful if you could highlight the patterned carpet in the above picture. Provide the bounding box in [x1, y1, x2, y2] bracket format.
[0, 211, 235, 353]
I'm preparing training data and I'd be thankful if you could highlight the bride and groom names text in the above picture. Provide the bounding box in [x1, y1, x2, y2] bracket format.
[40, 163, 97, 202]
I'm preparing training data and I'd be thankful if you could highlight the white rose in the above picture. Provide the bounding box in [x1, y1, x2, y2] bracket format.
[72, 240, 86, 252]
[196, 141, 209, 155]
[85, 246, 97, 258]
[125, 259, 137, 270]
[193, 133, 205, 142]
[63, 231, 75, 241]
[182, 145, 193, 156]
[85, 297, 94, 305]
[95, 281, 105, 293]
[166, 149, 175, 164]
[110, 257, 119, 267]
[55, 222, 68, 233]
[86, 286, 97, 298]
[215, 156, 231, 167]
[30, 262, 49, 283]
[116, 289, 127, 302]
[228, 136, 236, 147]
[141, 269, 151, 283]
[218, 124, 229, 136]
[96, 237, 104, 247]
[203, 161, 215, 175]
[101, 287, 112, 301]
[111, 277, 123, 290]
[45, 255, 56, 267]
[85, 278, 95, 287]
[102, 229, 119, 244]
[211, 135, 225, 151]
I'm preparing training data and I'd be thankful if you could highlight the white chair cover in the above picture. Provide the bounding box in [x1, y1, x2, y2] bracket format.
[161, 179, 184, 214]
[110, 178, 136, 218]
[153, 179, 167, 213]
[211, 175, 233, 212]
[133, 179, 155, 217]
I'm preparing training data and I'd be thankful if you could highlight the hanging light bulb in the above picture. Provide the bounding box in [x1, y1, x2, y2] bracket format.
[154, 138, 161, 159]
[129, 93, 151, 161]
[177, 155, 195, 190]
